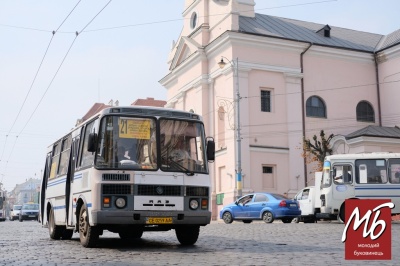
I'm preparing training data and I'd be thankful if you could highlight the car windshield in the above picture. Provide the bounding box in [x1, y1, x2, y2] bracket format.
[14, 205, 22, 210]
[22, 204, 39, 210]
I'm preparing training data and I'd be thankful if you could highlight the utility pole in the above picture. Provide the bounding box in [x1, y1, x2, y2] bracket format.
[218, 57, 242, 198]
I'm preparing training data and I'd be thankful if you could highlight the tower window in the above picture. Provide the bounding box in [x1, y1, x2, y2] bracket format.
[190, 12, 197, 29]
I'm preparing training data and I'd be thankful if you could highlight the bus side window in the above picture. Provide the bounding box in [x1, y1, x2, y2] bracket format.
[332, 165, 352, 184]
[80, 120, 96, 167]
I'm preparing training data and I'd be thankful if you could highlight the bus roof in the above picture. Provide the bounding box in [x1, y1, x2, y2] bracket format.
[325, 152, 400, 161]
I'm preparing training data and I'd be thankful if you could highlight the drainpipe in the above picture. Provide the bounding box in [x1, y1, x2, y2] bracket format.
[301, 42, 313, 188]
[373, 53, 382, 126]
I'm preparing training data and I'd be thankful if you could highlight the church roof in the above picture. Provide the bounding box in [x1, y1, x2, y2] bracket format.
[239, 14, 399, 52]
[346, 125, 400, 140]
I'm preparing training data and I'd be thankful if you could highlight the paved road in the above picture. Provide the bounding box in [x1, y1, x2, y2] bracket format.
[0, 219, 399, 266]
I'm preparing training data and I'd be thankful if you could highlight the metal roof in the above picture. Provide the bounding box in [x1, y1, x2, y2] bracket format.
[346, 125, 400, 140]
[239, 14, 399, 52]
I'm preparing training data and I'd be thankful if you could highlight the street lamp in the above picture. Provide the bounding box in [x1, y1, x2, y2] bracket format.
[218, 57, 242, 198]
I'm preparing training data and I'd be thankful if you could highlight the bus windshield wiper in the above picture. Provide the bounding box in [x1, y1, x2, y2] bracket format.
[162, 156, 194, 176]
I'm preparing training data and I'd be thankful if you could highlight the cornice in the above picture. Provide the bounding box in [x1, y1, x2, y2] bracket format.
[308, 45, 374, 63]
[378, 44, 400, 61]
[347, 136, 400, 146]
[249, 145, 289, 154]
[206, 31, 375, 64]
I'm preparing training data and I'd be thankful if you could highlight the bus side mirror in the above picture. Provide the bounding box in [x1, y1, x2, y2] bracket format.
[206, 139, 215, 162]
[88, 133, 97, 152]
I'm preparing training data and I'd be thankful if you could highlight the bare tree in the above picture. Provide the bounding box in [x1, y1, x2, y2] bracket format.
[303, 130, 334, 172]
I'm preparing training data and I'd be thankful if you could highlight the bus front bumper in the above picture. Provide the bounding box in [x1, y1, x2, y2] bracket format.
[91, 210, 211, 226]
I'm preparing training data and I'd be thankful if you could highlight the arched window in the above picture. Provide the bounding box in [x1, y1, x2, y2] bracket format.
[306, 96, 326, 118]
[356, 101, 374, 122]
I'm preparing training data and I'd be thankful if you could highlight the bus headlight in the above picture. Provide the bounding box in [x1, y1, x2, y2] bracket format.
[189, 199, 199, 210]
[115, 197, 126, 209]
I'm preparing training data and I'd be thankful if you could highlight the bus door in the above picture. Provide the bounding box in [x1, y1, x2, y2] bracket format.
[66, 137, 78, 227]
[40, 153, 51, 224]
[331, 164, 354, 202]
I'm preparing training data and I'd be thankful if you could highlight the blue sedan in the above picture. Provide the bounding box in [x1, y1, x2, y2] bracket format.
[219, 193, 301, 224]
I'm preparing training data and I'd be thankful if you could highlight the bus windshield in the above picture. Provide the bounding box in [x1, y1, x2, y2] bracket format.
[160, 118, 207, 174]
[322, 161, 332, 188]
[94, 115, 208, 174]
[95, 116, 158, 170]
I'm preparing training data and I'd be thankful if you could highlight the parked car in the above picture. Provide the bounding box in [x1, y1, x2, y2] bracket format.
[219, 193, 301, 224]
[19, 203, 39, 222]
[9, 204, 22, 221]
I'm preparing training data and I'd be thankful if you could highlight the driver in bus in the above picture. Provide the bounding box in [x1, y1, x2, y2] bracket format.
[169, 138, 191, 162]
[334, 175, 344, 183]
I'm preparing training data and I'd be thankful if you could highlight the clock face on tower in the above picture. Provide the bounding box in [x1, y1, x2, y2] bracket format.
[190, 12, 197, 29]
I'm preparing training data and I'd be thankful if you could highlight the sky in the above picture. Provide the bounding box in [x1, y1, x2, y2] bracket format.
[0, 0, 398, 191]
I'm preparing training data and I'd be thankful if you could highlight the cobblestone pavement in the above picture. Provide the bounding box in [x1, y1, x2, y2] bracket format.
[0, 219, 399, 266]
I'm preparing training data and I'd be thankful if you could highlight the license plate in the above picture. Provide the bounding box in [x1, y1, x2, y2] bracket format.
[29, 215, 36, 217]
[146, 217, 173, 224]
[290, 204, 297, 207]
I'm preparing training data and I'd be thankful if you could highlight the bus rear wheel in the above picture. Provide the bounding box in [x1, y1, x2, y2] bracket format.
[79, 204, 99, 248]
[49, 208, 63, 240]
[175, 225, 199, 245]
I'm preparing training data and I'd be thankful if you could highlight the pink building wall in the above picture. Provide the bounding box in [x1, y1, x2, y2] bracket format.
[160, 0, 400, 221]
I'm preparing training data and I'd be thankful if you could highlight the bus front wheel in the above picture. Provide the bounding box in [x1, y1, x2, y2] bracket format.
[175, 225, 199, 245]
[79, 204, 99, 248]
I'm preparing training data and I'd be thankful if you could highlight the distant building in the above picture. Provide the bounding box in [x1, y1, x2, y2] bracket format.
[77, 98, 166, 126]
[9, 178, 41, 205]
[131, 97, 166, 107]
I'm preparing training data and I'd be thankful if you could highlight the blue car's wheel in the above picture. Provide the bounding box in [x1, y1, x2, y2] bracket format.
[262, 211, 274, 223]
[222, 212, 233, 224]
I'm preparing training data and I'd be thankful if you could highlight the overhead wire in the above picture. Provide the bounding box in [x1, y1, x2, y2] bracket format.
[0, 0, 86, 184]
[0, 0, 337, 34]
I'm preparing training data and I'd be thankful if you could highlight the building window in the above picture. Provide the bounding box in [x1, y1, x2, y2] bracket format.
[262, 166, 273, 174]
[261, 90, 271, 112]
[306, 96, 326, 118]
[356, 101, 374, 122]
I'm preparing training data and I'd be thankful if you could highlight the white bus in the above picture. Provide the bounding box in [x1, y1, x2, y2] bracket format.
[316, 153, 400, 222]
[39, 106, 215, 247]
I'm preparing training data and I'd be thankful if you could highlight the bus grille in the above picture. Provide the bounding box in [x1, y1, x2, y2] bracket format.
[103, 184, 132, 195]
[137, 185, 181, 196]
[186, 186, 209, 196]
[102, 173, 130, 181]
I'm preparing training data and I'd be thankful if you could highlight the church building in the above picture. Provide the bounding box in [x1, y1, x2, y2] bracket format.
[159, 0, 400, 220]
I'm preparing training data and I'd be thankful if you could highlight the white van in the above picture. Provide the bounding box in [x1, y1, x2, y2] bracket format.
[293, 172, 322, 223]
[9, 205, 22, 221]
